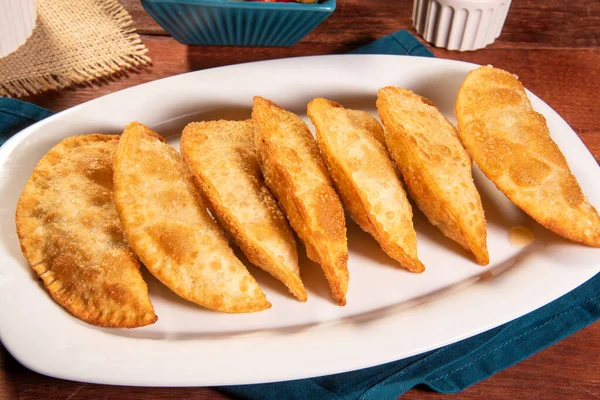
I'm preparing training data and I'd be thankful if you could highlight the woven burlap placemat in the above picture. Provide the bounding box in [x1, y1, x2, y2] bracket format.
[0, 0, 150, 98]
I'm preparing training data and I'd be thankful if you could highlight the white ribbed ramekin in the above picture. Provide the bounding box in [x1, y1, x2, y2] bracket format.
[413, 0, 512, 51]
[0, 0, 37, 58]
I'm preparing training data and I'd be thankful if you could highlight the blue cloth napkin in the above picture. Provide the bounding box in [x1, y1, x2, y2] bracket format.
[0, 98, 54, 145]
[347, 30, 434, 58]
[1, 29, 598, 400]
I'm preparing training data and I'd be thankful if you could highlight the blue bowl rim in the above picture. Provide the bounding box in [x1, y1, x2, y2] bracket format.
[141, 0, 336, 12]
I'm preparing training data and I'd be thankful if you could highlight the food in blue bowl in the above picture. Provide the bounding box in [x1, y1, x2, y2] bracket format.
[141, 0, 336, 47]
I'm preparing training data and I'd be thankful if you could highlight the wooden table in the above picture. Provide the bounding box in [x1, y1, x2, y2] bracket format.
[3, 0, 599, 398]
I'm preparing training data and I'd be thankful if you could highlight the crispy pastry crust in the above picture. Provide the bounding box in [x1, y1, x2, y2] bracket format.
[308, 98, 424, 273]
[181, 120, 307, 301]
[16, 134, 157, 328]
[113, 122, 270, 313]
[252, 97, 349, 305]
[456, 66, 600, 247]
[377, 87, 489, 265]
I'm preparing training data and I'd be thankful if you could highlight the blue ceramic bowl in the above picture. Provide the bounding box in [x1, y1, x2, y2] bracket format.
[141, 0, 336, 47]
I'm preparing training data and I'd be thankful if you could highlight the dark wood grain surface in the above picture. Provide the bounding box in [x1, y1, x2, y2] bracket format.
[4, 0, 600, 398]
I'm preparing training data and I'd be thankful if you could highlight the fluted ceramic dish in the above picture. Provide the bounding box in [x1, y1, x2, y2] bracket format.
[413, 0, 512, 51]
[0, 0, 36, 58]
[142, 0, 336, 46]
[0, 55, 598, 386]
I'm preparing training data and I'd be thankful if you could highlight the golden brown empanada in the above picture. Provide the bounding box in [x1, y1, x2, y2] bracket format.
[181, 120, 307, 301]
[252, 97, 349, 305]
[16, 134, 157, 328]
[308, 98, 424, 272]
[377, 87, 489, 265]
[113, 122, 270, 313]
[456, 66, 600, 247]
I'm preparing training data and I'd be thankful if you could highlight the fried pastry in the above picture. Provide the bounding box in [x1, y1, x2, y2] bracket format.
[377, 87, 489, 265]
[252, 97, 349, 305]
[308, 98, 424, 272]
[113, 122, 270, 313]
[456, 65, 600, 246]
[15, 134, 157, 328]
[181, 120, 307, 301]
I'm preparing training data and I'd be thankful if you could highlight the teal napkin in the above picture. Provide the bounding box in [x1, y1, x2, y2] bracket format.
[348, 30, 434, 58]
[0, 30, 598, 400]
[0, 98, 54, 145]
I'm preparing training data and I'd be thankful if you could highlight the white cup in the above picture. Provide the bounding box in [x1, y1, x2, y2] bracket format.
[413, 0, 512, 51]
[0, 0, 37, 58]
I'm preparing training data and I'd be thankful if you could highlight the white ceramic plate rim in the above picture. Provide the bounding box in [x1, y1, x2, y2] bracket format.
[0, 55, 599, 386]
